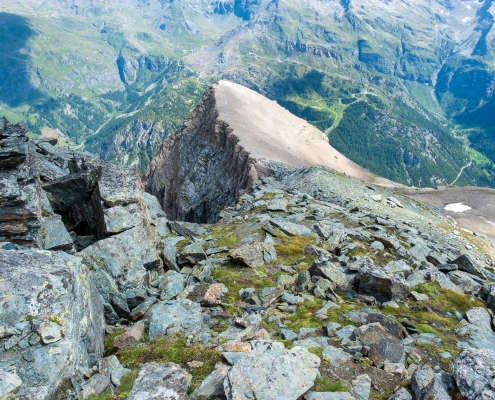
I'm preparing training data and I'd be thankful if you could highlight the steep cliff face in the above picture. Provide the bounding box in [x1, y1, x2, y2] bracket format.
[145, 80, 396, 223]
[144, 84, 260, 223]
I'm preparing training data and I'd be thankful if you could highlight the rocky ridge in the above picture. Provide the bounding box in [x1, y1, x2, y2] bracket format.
[2, 94, 495, 400]
[145, 80, 396, 223]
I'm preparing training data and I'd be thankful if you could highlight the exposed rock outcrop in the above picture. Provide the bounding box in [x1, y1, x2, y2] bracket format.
[0, 250, 104, 398]
[145, 81, 396, 223]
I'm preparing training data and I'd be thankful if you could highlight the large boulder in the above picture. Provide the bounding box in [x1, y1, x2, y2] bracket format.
[229, 242, 277, 268]
[127, 362, 191, 400]
[351, 323, 404, 365]
[149, 299, 203, 339]
[357, 268, 409, 302]
[453, 348, 495, 400]
[223, 341, 320, 400]
[80, 225, 160, 301]
[0, 250, 104, 399]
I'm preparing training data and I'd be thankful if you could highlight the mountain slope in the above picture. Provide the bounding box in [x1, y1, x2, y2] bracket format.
[0, 0, 494, 185]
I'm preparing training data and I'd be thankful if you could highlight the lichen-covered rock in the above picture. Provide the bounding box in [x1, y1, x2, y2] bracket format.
[149, 299, 203, 339]
[80, 226, 159, 301]
[0, 368, 22, 399]
[453, 348, 495, 400]
[127, 362, 191, 400]
[0, 250, 104, 399]
[223, 341, 320, 400]
[157, 271, 186, 301]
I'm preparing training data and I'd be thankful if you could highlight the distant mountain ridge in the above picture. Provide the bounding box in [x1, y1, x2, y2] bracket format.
[0, 0, 494, 186]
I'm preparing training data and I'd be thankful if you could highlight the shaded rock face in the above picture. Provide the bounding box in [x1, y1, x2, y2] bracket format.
[0, 250, 104, 398]
[145, 85, 261, 223]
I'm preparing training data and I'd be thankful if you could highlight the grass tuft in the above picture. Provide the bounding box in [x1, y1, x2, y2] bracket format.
[312, 376, 350, 392]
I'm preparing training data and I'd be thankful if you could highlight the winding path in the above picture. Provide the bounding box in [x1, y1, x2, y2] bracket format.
[451, 161, 472, 185]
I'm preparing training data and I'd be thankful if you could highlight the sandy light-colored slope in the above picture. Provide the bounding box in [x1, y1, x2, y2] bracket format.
[215, 81, 398, 187]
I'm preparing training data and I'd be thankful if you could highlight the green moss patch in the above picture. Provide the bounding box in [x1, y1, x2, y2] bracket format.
[312, 376, 350, 392]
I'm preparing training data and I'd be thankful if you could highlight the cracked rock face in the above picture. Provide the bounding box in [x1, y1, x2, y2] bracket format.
[0, 250, 104, 398]
[223, 340, 320, 400]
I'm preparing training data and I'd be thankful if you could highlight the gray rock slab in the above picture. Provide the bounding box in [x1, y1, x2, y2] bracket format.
[466, 307, 493, 332]
[149, 299, 203, 339]
[158, 271, 186, 301]
[351, 374, 371, 400]
[411, 365, 451, 400]
[224, 341, 320, 400]
[358, 268, 409, 302]
[322, 345, 353, 367]
[190, 362, 229, 399]
[127, 362, 191, 400]
[305, 392, 355, 400]
[352, 323, 404, 365]
[103, 203, 142, 234]
[269, 217, 313, 237]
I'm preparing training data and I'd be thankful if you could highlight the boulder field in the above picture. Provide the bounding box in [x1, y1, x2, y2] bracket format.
[1, 82, 495, 400]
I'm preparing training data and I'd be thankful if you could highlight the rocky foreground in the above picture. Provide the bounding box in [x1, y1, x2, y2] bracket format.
[2, 100, 495, 400]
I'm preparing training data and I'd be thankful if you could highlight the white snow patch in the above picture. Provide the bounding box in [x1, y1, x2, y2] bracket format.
[466, 4, 472, 9]
[462, 17, 473, 23]
[445, 203, 472, 213]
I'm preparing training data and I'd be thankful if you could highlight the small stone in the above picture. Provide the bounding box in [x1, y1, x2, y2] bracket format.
[129, 296, 157, 321]
[188, 283, 226, 306]
[186, 361, 204, 369]
[351, 374, 371, 400]
[113, 321, 146, 350]
[38, 320, 63, 344]
[384, 362, 406, 374]
[410, 291, 429, 301]
[387, 388, 412, 400]
[280, 329, 298, 341]
[79, 373, 110, 398]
